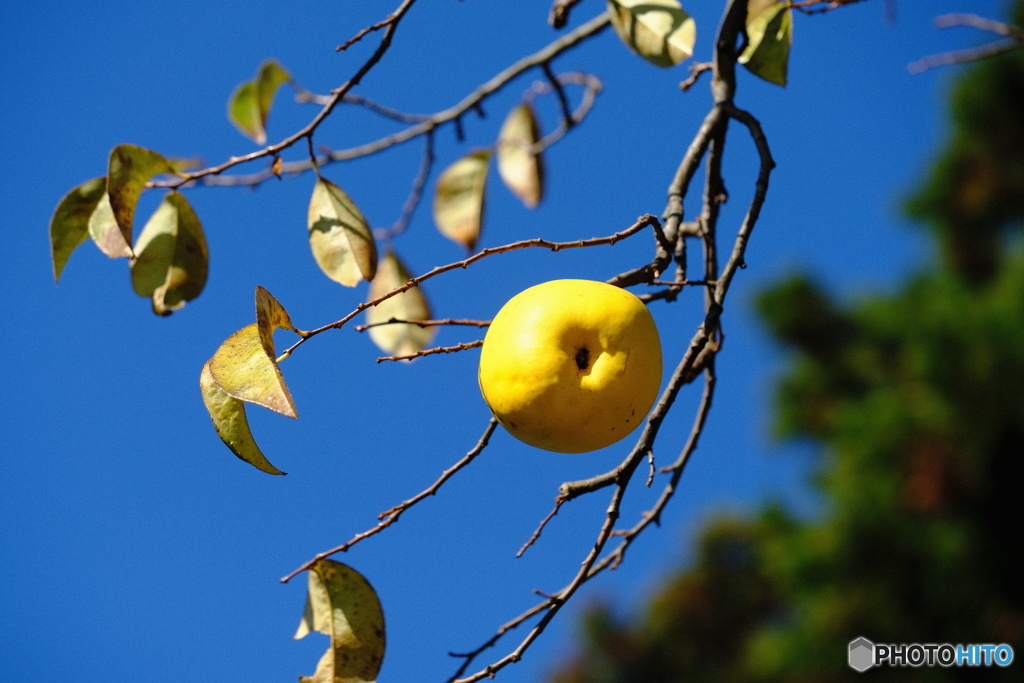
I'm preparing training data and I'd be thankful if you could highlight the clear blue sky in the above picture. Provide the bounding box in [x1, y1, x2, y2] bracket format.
[0, 1, 1007, 681]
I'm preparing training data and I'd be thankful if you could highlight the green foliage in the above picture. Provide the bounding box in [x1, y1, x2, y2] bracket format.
[905, 39, 1024, 282]
[49, 145, 200, 313]
[739, 0, 792, 86]
[228, 59, 291, 145]
[550, 6, 1024, 682]
[50, 176, 106, 281]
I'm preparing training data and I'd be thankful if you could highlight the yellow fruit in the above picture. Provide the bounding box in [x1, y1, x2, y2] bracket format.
[478, 279, 663, 453]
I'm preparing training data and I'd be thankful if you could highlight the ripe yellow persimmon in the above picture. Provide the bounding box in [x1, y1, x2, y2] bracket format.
[478, 279, 663, 453]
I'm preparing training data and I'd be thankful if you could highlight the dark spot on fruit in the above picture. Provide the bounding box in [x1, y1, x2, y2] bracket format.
[575, 347, 590, 370]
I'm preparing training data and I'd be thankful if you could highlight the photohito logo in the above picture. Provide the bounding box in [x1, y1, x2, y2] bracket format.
[848, 637, 1014, 672]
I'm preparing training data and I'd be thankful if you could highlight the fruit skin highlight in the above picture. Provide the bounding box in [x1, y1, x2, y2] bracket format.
[478, 279, 663, 453]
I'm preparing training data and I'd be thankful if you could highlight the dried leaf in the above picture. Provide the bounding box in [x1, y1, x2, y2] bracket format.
[308, 177, 378, 286]
[209, 323, 298, 419]
[433, 151, 490, 251]
[366, 251, 435, 357]
[228, 59, 291, 144]
[107, 144, 178, 257]
[739, 0, 792, 86]
[50, 177, 106, 281]
[130, 191, 209, 316]
[496, 104, 544, 209]
[200, 361, 286, 475]
[607, 0, 696, 68]
[255, 285, 305, 360]
[295, 560, 385, 683]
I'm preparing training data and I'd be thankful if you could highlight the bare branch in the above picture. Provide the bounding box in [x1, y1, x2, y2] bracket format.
[541, 61, 574, 129]
[376, 130, 436, 241]
[516, 498, 565, 558]
[680, 62, 713, 91]
[447, 4, 772, 677]
[162, 0, 420, 189]
[549, 0, 586, 29]
[155, 13, 611, 189]
[908, 38, 1022, 74]
[277, 214, 658, 360]
[376, 340, 483, 363]
[355, 318, 491, 332]
[337, 11, 402, 52]
[280, 419, 499, 584]
[787, 0, 868, 16]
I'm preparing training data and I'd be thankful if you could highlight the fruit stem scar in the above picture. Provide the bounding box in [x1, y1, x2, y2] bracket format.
[575, 347, 590, 370]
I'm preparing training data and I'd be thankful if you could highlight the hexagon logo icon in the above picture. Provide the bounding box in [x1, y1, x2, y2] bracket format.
[849, 637, 875, 672]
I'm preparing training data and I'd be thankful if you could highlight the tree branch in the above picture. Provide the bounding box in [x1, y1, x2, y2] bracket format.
[163, 0, 420, 189]
[376, 340, 483, 363]
[277, 214, 658, 360]
[280, 418, 499, 584]
[160, 13, 611, 190]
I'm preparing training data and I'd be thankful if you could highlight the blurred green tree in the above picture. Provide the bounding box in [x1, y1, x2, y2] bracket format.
[548, 4, 1024, 682]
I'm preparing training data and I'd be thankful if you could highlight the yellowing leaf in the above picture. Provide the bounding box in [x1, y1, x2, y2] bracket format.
[295, 560, 386, 683]
[209, 323, 298, 419]
[433, 151, 490, 251]
[308, 178, 378, 287]
[229, 59, 291, 144]
[739, 0, 792, 86]
[50, 177, 107, 281]
[107, 144, 178, 257]
[88, 191, 130, 258]
[200, 361, 286, 475]
[131, 191, 209, 316]
[366, 251, 435, 357]
[496, 104, 545, 209]
[255, 285, 306, 360]
[607, 0, 696, 68]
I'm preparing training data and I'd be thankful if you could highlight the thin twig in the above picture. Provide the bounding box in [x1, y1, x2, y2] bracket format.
[355, 317, 491, 332]
[787, 0, 867, 15]
[680, 62, 713, 91]
[376, 130, 435, 241]
[337, 11, 401, 51]
[542, 61, 574, 129]
[449, 5, 761, 677]
[155, 13, 611, 189]
[908, 38, 1022, 74]
[296, 88, 433, 123]
[450, 483, 629, 682]
[277, 214, 658, 360]
[934, 13, 1024, 38]
[376, 340, 483, 363]
[549, 0, 586, 29]
[516, 499, 565, 558]
[162, 0, 420, 190]
[648, 279, 714, 287]
[280, 419, 499, 584]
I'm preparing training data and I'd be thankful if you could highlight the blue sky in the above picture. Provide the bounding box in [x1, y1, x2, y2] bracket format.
[0, 1, 1008, 681]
